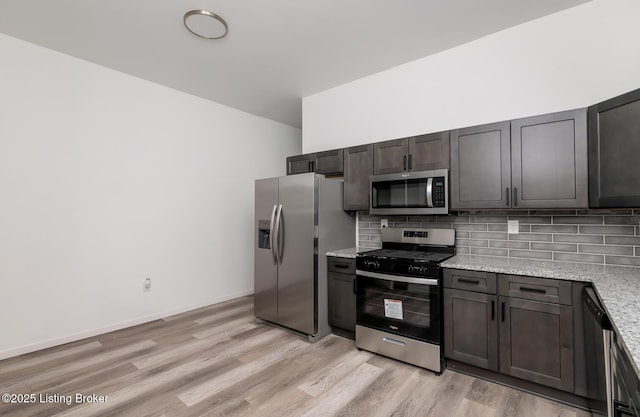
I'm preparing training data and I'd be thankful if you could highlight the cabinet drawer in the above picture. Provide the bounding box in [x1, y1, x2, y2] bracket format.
[443, 269, 497, 294]
[498, 274, 572, 305]
[328, 257, 356, 274]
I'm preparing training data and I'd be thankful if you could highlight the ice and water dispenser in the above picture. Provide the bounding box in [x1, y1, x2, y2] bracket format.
[258, 220, 271, 249]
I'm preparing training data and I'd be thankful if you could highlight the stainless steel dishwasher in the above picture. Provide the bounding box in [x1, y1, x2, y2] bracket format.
[583, 286, 612, 417]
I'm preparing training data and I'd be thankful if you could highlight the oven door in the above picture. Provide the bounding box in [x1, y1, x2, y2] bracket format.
[356, 270, 441, 345]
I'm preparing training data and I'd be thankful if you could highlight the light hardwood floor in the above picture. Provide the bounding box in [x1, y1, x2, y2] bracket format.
[0, 295, 592, 417]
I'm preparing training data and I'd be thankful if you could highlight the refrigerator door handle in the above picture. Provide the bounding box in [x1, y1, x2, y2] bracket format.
[274, 204, 284, 264]
[269, 204, 278, 263]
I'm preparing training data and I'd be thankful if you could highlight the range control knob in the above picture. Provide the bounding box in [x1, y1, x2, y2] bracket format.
[364, 260, 380, 270]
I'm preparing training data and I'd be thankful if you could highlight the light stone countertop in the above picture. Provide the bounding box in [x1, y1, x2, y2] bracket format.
[441, 254, 640, 377]
[326, 247, 377, 259]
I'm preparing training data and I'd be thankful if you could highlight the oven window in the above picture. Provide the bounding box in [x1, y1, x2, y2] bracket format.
[357, 276, 441, 344]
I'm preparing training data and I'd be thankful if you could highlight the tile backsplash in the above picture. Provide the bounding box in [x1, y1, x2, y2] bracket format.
[358, 209, 640, 266]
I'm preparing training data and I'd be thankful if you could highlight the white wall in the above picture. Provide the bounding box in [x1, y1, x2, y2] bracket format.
[302, 0, 640, 153]
[0, 33, 301, 359]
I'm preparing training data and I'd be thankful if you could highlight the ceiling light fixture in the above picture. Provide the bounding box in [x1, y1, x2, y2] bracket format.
[183, 10, 228, 39]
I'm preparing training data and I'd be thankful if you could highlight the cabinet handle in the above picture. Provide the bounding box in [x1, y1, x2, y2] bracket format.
[408, 154, 413, 170]
[501, 302, 505, 322]
[518, 285, 546, 294]
[458, 278, 480, 285]
[491, 300, 495, 321]
[333, 263, 350, 269]
[353, 278, 357, 294]
[403, 155, 407, 171]
[506, 188, 510, 206]
[514, 187, 518, 206]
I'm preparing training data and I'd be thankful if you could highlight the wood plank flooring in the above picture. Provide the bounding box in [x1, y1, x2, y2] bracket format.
[0, 295, 592, 417]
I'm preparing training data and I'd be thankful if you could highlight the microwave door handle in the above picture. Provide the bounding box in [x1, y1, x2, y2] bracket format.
[274, 204, 284, 264]
[269, 204, 277, 263]
[426, 177, 434, 208]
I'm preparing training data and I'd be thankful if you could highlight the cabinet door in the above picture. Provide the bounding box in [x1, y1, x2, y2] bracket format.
[444, 289, 498, 371]
[287, 154, 315, 175]
[409, 131, 450, 171]
[511, 109, 588, 208]
[373, 138, 409, 174]
[450, 121, 511, 209]
[328, 271, 356, 332]
[315, 149, 344, 175]
[499, 297, 574, 392]
[344, 144, 373, 211]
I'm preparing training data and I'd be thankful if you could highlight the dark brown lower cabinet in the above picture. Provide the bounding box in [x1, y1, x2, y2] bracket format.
[443, 269, 576, 394]
[444, 289, 498, 371]
[327, 257, 356, 335]
[499, 297, 574, 392]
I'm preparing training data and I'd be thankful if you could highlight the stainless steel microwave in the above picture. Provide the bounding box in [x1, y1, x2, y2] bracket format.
[370, 169, 449, 215]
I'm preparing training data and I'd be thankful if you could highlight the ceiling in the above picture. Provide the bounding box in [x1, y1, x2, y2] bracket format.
[0, 0, 590, 128]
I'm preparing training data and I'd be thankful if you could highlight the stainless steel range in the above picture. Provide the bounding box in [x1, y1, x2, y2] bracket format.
[355, 228, 455, 373]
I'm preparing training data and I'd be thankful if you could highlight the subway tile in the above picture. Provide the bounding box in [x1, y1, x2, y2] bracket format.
[604, 216, 640, 225]
[577, 209, 633, 215]
[470, 216, 508, 224]
[530, 209, 577, 216]
[578, 244, 634, 256]
[359, 228, 381, 236]
[489, 240, 530, 249]
[552, 216, 603, 225]
[358, 222, 372, 229]
[579, 225, 635, 235]
[636, 247, 640, 256]
[470, 231, 508, 240]
[471, 247, 508, 257]
[436, 215, 470, 224]
[605, 236, 640, 246]
[507, 216, 551, 224]
[553, 234, 604, 244]
[488, 224, 508, 232]
[455, 231, 470, 239]
[453, 223, 488, 231]
[605, 255, 640, 267]
[531, 225, 579, 234]
[368, 234, 382, 242]
[554, 253, 604, 264]
[391, 222, 422, 228]
[455, 246, 470, 254]
[455, 238, 489, 248]
[508, 250, 553, 260]
[358, 234, 370, 241]
[421, 223, 453, 229]
[530, 243, 577, 252]
[508, 233, 553, 242]
[409, 216, 442, 222]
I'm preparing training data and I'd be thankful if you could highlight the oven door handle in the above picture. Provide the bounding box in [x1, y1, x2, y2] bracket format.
[356, 270, 439, 286]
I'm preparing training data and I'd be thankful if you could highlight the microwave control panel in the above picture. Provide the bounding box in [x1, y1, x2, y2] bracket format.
[432, 177, 446, 207]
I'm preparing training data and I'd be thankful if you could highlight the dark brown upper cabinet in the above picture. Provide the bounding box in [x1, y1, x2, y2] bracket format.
[450, 109, 588, 209]
[588, 88, 640, 208]
[373, 132, 449, 175]
[286, 149, 344, 176]
[286, 153, 316, 175]
[343, 144, 373, 211]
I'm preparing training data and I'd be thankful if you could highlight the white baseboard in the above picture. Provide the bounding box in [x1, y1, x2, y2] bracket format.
[0, 289, 254, 361]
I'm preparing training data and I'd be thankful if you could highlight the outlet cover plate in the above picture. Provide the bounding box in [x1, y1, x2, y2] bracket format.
[507, 220, 519, 234]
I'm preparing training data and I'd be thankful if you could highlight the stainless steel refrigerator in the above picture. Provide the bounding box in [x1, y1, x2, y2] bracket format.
[254, 173, 355, 341]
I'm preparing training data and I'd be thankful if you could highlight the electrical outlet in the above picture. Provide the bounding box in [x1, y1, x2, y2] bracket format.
[381, 219, 389, 228]
[143, 277, 151, 292]
[507, 220, 519, 234]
